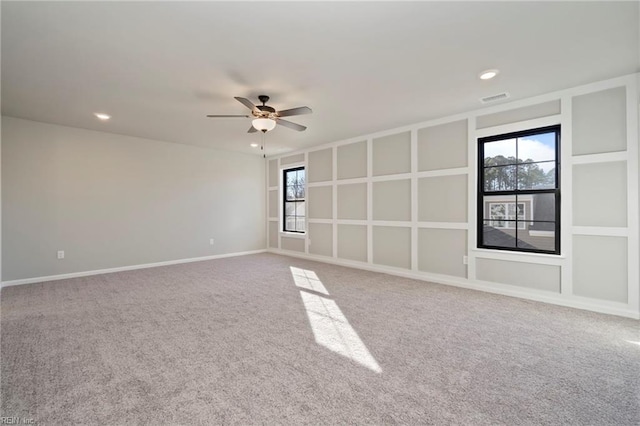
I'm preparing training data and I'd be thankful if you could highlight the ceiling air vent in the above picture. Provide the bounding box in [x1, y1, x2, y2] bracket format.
[480, 92, 510, 104]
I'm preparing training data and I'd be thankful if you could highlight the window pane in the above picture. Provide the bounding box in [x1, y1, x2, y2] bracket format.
[531, 193, 555, 222]
[483, 195, 517, 228]
[490, 203, 506, 227]
[520, 223, 556, 252]
[484, 138, 517, 166]
[286, 172, 296, 187]
[295, 201, 305, 216]
[295, 185, 305, 200]
[483, 166, 516, 191]
[286, 187, 296, 201]
[517, 132, 556, 163]
[515, 203, 525, 220]
[482, 220, 516, 248]
[483, 195, 530, 229]
[285, 202, 296, 216]
[517, 162, 556, 190]
[296, 169, 306, 186]
[285, 216, 296, 232]
[296, 217, 306, 232]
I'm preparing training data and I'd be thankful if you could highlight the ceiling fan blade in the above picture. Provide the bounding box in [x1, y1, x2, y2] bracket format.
[206, 114, 250, 118]
[276, 118, 306, 132]
[276, 106, 312, 118]
[234, 97, 257, 111]
[248, 126, 258, 133]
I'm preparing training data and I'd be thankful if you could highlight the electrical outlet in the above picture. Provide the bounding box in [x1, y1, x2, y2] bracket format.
[209, 238, 214, 245]
[463, 255, 468, 265]
[57, 250, 65, 259]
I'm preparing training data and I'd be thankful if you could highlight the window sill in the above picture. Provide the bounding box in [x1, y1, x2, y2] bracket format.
[279, 232, 306, 239]
[472, 248, 566, 263]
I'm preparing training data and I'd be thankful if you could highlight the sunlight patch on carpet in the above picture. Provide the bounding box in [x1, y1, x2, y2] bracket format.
[292, 267, 381, 373]
[291, 266, 329, 295]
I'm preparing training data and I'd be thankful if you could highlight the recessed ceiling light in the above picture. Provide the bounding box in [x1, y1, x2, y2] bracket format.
[479, 69, 499, 80]
[94, 112, 111, 120]
[250, 143, 259, 148]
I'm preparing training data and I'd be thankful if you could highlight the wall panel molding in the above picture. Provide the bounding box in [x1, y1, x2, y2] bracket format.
[265, 73, 640, 318]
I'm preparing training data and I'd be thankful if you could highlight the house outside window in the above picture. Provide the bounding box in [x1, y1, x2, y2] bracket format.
[283, 167, 306, 233]
[478, 125, 560, 254]
[488, 201, 527, 229]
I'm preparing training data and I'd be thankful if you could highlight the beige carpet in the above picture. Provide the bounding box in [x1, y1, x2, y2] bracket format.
[1, 253, 639, 425]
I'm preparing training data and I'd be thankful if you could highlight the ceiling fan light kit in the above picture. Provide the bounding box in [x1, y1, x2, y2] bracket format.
[207, 94, 312, 134]
[252, 117, 276, 133]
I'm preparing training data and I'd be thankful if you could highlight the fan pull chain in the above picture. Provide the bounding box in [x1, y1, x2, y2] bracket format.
[261, 131, 267, 158]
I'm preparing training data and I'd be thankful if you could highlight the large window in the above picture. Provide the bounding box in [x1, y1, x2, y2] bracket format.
[283, 167, 306, 233]
[478, 125, 560, 254]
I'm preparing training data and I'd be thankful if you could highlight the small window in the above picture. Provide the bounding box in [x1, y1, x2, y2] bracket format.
[478, 125, 560, 254]
[283, 167, 306, 233]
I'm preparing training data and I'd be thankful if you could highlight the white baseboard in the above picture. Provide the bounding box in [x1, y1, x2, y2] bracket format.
[268, 248, 640, 320]
[1, 249, 267, 288]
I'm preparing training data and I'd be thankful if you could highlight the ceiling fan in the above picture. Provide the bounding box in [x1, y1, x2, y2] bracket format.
[206, 95, 312, 133]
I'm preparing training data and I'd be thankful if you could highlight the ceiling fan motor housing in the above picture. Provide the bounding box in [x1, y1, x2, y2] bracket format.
[256, 95, 276, 117]
[256, 105, 276, 114]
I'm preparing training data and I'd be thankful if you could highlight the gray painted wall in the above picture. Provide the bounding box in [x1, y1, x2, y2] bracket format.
[2, 117, 266, 281]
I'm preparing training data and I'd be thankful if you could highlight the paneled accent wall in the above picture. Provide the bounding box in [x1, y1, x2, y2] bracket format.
[570, 86, 631, 305]
[267, 74, 639, 319]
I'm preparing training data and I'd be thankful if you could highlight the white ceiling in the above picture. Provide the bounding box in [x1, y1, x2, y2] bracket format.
[2, 1, 638, 156]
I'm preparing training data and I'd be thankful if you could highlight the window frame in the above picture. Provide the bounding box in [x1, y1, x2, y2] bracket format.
[477, 125, 561, 255]
[282, 166, 306, 234]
